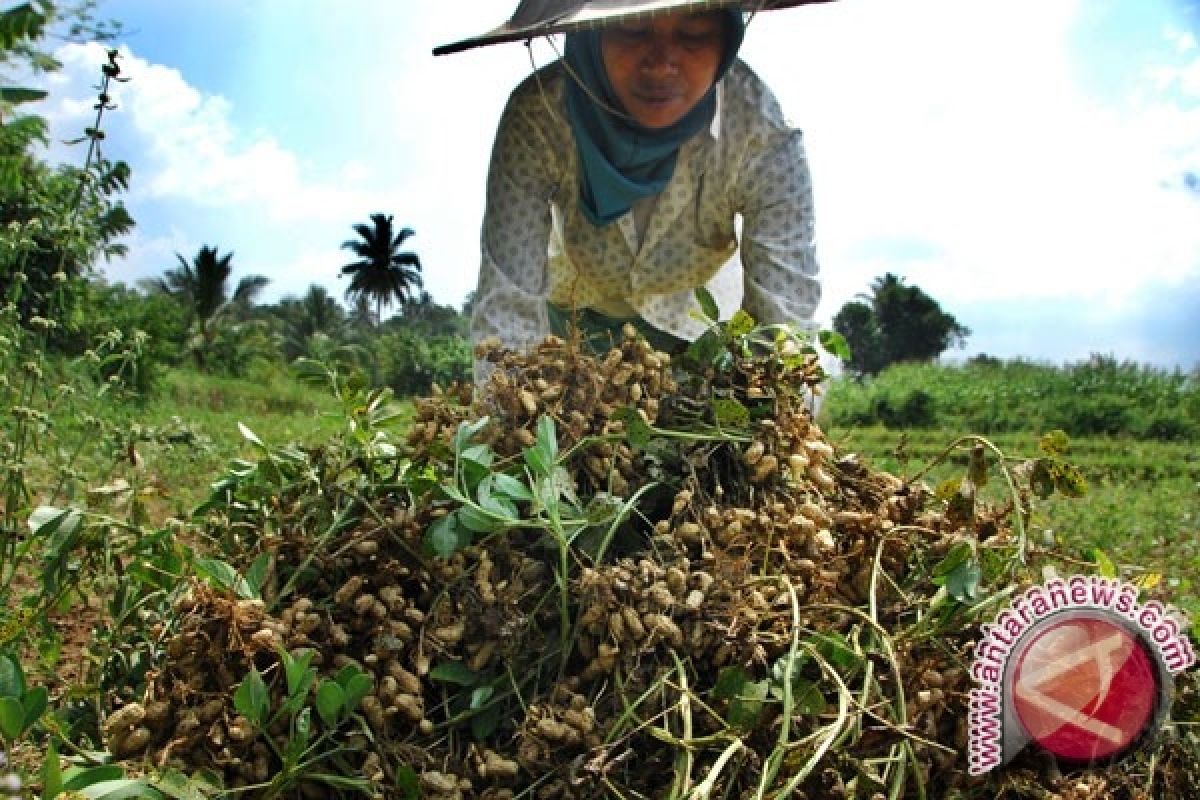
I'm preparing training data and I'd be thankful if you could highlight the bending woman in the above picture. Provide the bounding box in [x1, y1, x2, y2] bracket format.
[465, 6, 822, 370]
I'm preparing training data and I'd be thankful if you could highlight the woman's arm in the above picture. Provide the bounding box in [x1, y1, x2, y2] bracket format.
[737, 128, 822, 333]
[471, 79, 562, 379]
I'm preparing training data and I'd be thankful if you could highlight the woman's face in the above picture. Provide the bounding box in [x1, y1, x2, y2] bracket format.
[600, 12, 725, 129]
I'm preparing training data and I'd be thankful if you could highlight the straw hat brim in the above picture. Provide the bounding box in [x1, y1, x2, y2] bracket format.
[433, 0, 837, 56]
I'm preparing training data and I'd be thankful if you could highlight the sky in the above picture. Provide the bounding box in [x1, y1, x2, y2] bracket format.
[25, 0, 1200, 369]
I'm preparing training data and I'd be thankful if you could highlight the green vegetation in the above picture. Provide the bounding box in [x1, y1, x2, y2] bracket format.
[826, 356, 1199, 440]
[824, 360, 1200, 615]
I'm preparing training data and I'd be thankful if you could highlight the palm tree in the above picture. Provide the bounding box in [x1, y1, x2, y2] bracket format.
[276, 285, 346, 360]
[339, 213, 423, 325]
[142, 245, 269, 367]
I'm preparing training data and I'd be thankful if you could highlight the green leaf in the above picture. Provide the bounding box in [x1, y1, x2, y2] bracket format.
[727, 679, 768, 730]
[28, 506, 82, 538]
[0, 696, 23, 741]
[492, 473, 533, 502]
[236, 421, 266, 450]
[341, 674, 373, 712]
[612, 406, 653, 449]
[395, 765, 419, 800]
[426, 512, 472, 558]
[1090, 548, 1118, 579]
[22, 685, 47, 729]
[0, 653, 25, 697]
[536, 475, 561, 518]
[713, 666, 752, 701]
[479, 492, 519, 522]
[0, 3, 48, 50]
[685, 329, 722, 367]
[712, 397, 750, 428]
[1050, 462, 1088, 498]
[931, 541, 973, 582]
[458, 504, 498, 534]
[147, 768, 222, 800]
[818, 329, 851, 361]
[810, 632, 861, 670]
[244, 552, 271, 596]
[283, 648, 316, 700]
[469, 686, 494, 709]
[333, 664, 360, 688]
[41, 738, 63, 800]
[944, 559, 982, 604]
[470, 702, 503, 741]
[63, 766, 126, 791]
[315, 680, 346, 727]
[192, 556, 255, 600]
[78, 778, 164, 799]
[789, 678, 826, 715]
[535, 415, 558, 463]
[523, 443, 550, 479]
[429, 661, 478, 686]
[289, 707, 312, 758]
[453, 417, 490, 455]
[233, 667, 269, 727]
[461, 444, 494, 468]
[403, 463, 440, 497]
[728, 309, 756, 337]
[694, 287, 720, 323]
[1038, 430, 1070, 456]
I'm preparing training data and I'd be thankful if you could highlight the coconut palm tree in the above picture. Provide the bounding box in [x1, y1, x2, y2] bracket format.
[142, 245, 269, 367]
[339, 213, 423, 325]
[275, 285, 347, 360]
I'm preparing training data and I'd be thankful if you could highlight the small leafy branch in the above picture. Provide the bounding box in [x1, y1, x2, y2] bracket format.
[231, 648, 374, 799]
[422, 414, 657, 660]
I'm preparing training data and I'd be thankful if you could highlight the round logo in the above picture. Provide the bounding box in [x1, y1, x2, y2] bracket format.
[1011, 615, 1160, 763]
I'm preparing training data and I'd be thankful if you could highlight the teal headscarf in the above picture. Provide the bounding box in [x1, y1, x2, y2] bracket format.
[564, 11, 746, 226]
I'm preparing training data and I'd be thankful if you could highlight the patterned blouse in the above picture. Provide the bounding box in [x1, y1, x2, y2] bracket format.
[471, 58, 821, 358]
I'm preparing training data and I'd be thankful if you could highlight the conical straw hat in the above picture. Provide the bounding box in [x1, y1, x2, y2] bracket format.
[433, 0, 837, 56]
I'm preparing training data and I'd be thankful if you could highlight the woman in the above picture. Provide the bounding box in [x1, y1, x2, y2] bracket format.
[440, 2, 824, 372]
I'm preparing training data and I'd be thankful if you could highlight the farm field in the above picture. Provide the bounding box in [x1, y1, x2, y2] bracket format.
[822, 357, 1200, 616]
[825, 424, 1200, 617]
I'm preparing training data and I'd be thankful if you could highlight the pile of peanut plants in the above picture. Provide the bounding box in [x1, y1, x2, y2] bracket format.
[60, 307, 1194, 800]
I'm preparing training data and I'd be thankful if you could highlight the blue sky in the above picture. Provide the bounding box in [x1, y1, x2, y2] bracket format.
[30, 0, 1200, 369]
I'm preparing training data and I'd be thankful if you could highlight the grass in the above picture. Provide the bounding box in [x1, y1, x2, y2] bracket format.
[41, 366, 357, 520]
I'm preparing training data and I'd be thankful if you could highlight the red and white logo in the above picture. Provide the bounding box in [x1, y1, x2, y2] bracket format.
[1010, 615, 1158, 763]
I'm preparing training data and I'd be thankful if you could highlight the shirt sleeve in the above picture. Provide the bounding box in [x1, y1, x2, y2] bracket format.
[736, 128, 821, 334]
[470, 81, 561, 380]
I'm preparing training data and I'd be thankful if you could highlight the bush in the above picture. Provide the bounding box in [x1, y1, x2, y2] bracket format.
[373, 329, 472, 396]
[871, 385, 937, 428]
[1134, 409, 1197, 442]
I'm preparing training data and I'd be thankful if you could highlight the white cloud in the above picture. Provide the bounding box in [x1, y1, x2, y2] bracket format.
[1166, 27, 1198, 53]
[742, 0, 1200, 325]
[36, 41, 416, 303]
